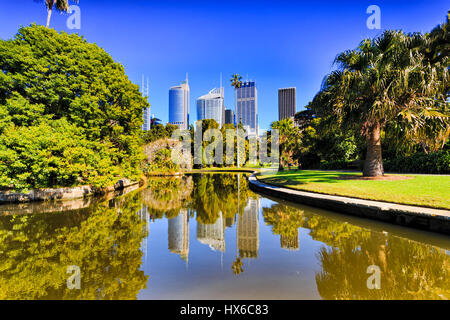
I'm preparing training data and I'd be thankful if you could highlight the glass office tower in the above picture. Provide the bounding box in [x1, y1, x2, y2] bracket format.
[236, 81, 258, 136]
[169, 77, 190, 130]
[196, 88, 225, 127]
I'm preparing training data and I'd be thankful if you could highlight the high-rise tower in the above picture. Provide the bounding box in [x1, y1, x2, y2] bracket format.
[278, 87, 296, 121]
[169, 75, 190, 130]
[196, 88, 225, 126]
[141, 76, 151, 131]
[236, 81, 258, 136]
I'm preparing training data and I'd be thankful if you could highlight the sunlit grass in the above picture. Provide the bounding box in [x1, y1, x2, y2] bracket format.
[257, 170, 450, 210]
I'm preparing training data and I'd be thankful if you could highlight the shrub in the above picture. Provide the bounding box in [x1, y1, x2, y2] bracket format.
[384, 150, 450, 174]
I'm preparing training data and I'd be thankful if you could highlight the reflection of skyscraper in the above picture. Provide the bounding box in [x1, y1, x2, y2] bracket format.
[238, 198, 260, 258]
[197, 213, 225, 252]
[280, 231, 299, 251]
[168, 210, 189, 262]
[138, 204, 150, 263]
[169, 75, 190, 130]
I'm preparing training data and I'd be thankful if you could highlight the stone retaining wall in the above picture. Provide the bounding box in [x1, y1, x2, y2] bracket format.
[0, 179, 139, 204]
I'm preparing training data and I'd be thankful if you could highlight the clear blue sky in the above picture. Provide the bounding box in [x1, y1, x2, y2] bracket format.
[0, 0, 448, 130]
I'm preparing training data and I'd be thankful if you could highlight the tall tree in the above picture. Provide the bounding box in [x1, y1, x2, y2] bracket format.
[230, 74, 243, 167]
[312, 29, 449, 176]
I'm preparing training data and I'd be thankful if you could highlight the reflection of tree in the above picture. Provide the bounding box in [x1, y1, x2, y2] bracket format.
[262, 204, 305, 250]
[192, 174, 250, 225]
[306, 216, 450, 300]
[232, 257, 244, 275]
[0, 193, 148, 300]
[143, 176, 193, 220]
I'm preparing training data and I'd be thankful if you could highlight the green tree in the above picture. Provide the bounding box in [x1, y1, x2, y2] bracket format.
[313, 29, 449, 176]
[0, 25, 148, 190]
[270, 118, 301, 169]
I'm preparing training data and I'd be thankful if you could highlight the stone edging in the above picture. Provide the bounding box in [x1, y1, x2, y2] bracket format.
[0, 179, 139, 204]
[248, 173, 450, 235]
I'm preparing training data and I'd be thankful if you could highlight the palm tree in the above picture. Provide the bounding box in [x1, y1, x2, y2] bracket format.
[40, 0, 78, 28]
[312, 30, 449, 176]
[230, 74, 243, 167]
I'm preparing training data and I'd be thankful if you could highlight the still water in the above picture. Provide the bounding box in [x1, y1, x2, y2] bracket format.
[0, 173, 448, 300]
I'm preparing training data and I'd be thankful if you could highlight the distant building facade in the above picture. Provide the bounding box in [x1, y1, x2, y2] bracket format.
[169, 77, 190, 130]
[141, 76, 151, 131]
[142, 107, 151, 131]
[278, 87, 296, 121]
[236, 81, 258, 136]
[224, 109, 235, 125]
[196, 88, 225, 127]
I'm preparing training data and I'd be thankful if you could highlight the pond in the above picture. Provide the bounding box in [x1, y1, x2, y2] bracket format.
[0, 173, 448, 300]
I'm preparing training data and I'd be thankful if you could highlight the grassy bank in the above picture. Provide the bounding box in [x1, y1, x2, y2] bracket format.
[257, 170, 450, 210]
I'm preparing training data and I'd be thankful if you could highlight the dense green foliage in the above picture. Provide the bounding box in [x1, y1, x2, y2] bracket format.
[142, 123, 178, 143]
[0, 25, 148, 190]
[384, 149, 450, 174]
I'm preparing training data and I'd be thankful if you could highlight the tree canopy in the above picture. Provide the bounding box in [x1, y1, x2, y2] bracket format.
[0, 25, 148, 190]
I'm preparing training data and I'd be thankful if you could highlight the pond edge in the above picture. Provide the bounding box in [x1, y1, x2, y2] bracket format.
[248, 173, 450, 235]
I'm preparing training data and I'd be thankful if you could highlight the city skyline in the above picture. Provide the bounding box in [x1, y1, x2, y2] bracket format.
[1, 1, 446, 131]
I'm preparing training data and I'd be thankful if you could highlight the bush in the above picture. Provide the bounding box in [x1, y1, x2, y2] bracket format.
[384, 150, 450, 174]
[0, 25, 148, 190]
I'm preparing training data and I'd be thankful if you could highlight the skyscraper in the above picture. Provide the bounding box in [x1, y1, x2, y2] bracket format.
[278, 87, 296, 120]
[236, 81, 258, 136]
[196, 88, 225, 126]
[141, 76, 151, 131]
[224, 109, 235, 125]
[169, 76, 190, 130]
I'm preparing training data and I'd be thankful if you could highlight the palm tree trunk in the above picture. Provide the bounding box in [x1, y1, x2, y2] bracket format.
[363, 122, 384, 177]
[46, 0, 56, 28]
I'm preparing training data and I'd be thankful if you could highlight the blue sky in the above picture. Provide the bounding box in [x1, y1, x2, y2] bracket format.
[0, 0, 448, 130]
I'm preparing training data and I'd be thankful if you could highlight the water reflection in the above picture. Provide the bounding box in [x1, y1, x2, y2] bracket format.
[0, 193, 148, 300]
[0, 173, 448, 300]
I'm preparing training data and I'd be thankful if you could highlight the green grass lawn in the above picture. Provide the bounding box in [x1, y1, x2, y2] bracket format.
[257, 170, 450, 210]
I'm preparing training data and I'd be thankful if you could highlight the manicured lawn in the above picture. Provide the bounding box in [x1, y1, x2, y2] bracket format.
[257, 170, 450, 210]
